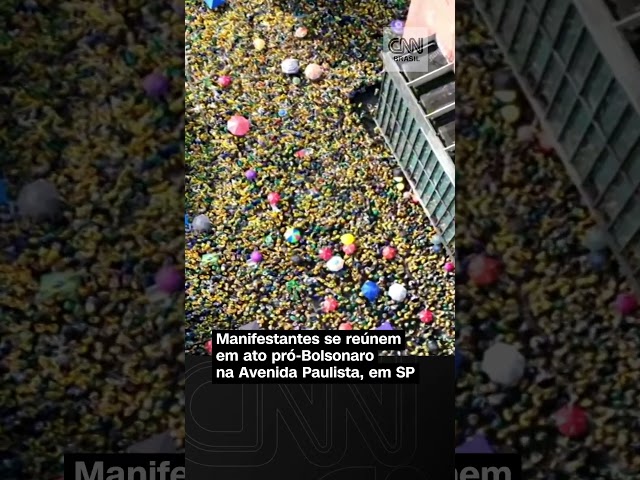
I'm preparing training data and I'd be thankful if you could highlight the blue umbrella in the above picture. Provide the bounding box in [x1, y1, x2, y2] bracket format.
[184, 214, 191, 230]
[361, 280, 381, 301]
[204, 0, 225, 8]
[376, 321, 394, 331]
[455, 434, 494, 454]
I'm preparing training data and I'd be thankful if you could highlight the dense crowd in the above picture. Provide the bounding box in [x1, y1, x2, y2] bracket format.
[456, 3, 640, 477]
[185, 0, 455, 355]
[0, 1, 184, 477]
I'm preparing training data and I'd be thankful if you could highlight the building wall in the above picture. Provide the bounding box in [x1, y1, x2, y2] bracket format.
[404, 0, 455, 63]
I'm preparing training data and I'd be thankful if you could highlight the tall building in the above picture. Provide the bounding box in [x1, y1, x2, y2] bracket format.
[376, 0, 456, 251]
[474, 0, 640, 291]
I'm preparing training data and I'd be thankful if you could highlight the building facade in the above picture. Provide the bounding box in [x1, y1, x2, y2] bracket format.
[376, 0, 456, 250]
[474, 0, 640, 290]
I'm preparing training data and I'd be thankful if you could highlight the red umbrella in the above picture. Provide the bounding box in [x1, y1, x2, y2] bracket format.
[318, 247, 333, 261]
[205, 340, 213, 355]
[322, 297, 339, 313]
[615, 293, 638, 315]
[419, 309, 434, 324]
[227, 115, 250, 136]
[468, 255, 501, 286]
[267, 192, 281, 205]
[382, 246, 396, 260]
[554, 405, 588, 438]
[218, 75, 232, 88]
[339, 322, 352, 330]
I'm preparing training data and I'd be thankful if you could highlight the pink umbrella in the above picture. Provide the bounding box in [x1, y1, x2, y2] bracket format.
[218, 75, 232, 88]
[615, 293, 638, 315]
[304, 63, 323, 81]
[155, 266, 182, 293]
[227, 115, 250, 136]
[267, 192, 281, 206]
[322, 297, 339, 313]
[419, 309, 434, 324]
[318, 247, 333, 261]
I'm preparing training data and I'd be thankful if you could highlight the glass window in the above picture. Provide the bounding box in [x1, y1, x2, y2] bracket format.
[526, 30, 553, 86]
[529, 0, 549, 15]
[381, 98, 396, 134]
[435, 174, 450, 204]
[554, 6, 582, 63]
[541, 0, 570, 42]
[559, 100, 591, 154]
[426, 187, 440, 214]
[599, 173, 632, 221]
[613, 198, 640, 248]
[489, 0, 507, 24]
[407, 149, 420, 174]
[443, 225, 455, 244]
[442, 183, 455, 208]
[498, 2, 524, 41]
[391, 105, 407, 148]
[627, 237, 640, 272]
[595, 81, 628, 138]
[567, 33, 596, 87]
[589, 149, 618, 196]
[400, 120, 417, 166]
[383, 111, 396, 137]
[610, 109, 640, 161]
[548, 78, 575, 130]
[572, 126, 604, 177]
[581, 58, 611, 110]
[429, 157, 444, 185]
[622, 141, 640, 187]
[416, 167, 430, 195]
[434, 200, 448, 222]
[439, 209, 453, 231]
[378, 75, 391, 105]
[511, 6, 538, 65]
[419, 173, 435, 200]
[537, 56, 563, 105]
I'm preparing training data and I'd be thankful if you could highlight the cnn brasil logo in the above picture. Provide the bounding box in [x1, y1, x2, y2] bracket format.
[384, 27, 424, 62]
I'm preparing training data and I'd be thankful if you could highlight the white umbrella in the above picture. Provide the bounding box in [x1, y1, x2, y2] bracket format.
[388, 283, 407, 302]
[481, 342, 525, 386]
[281, 58, 300, 74]
[326, 256, 344, 272]
[192, 214, 212, 232]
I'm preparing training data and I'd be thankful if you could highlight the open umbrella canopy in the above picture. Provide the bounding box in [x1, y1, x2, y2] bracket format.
[361, 280, 381, 301]
[376, 321, 394, 330]
[455, 434, 494, 454]
[481, 342, 525, 386]
[468, 254, 501, 286]
[304, 63, 323, 80]
[204, 0, 225, 9]
[227, 115, 250, 136]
